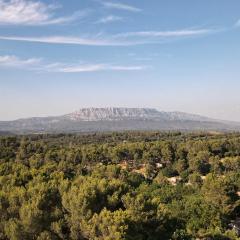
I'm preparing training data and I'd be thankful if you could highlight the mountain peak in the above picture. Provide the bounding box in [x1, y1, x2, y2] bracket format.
[65, 107, 160, 121]
[64, 107, 215, 122]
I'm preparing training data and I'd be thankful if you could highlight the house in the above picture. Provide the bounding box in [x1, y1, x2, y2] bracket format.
[167, 176, 182, 186]
[156, 162, 163, 168]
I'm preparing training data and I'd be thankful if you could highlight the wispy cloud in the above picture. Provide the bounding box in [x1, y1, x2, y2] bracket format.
[235, 19, 240, 27]
[101, 2, 141, 12]
[0, 55, 147, 73]
[0, 0, 88, 25]
[0, 55, 41, 68]
[115, 29, 213, 38]
[51, 64, 146, 73]
[0, 28, 215, 46]
[0, 35, 130, 46]
[96, 15, 123, 24]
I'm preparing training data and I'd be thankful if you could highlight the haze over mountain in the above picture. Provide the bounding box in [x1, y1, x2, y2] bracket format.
[0, 108, 239, 134]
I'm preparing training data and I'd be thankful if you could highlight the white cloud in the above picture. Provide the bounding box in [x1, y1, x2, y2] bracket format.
[0, 28, 214, 46]
[42, 10, 90, 25]
[101, 2, 141, 12]
[96, 15, 123, 24]
[0, 55, 146, 73]
[50, 64, 146, 73]
[235, 19, 240, 27]
[115, 29, 213, 38]
[107, 65, 146, 71]
[0, 55, 41, 68]
[0, 35, 131, 46]
[54, 64, 106, 73]
[0, 0, 88, 25]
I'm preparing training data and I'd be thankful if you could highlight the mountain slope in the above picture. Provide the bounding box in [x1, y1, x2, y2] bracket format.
[65, 108, 213, 122]
[0, 108, 239, 134]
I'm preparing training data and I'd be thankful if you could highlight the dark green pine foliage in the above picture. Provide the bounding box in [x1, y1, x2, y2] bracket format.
[0, 132, 239, 239]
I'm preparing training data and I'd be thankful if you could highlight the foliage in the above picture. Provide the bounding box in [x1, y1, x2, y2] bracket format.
[0, 132, 239, 239]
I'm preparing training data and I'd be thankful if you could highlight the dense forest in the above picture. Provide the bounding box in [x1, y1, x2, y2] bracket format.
[0, 131, 240, 240]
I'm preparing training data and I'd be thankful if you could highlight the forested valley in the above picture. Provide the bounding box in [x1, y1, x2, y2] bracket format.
[0, 132, 240, 240]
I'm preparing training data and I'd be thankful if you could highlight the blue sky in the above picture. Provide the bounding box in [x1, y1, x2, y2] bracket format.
[0, 0, 240, 121]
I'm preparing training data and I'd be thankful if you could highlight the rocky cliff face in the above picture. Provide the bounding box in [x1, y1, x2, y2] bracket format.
[65, 108, 160, 121]
[65, 107, 212, 122]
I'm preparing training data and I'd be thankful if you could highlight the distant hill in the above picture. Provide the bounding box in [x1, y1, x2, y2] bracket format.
[0, 131, 13, 136]
[0, 107, 239, 134]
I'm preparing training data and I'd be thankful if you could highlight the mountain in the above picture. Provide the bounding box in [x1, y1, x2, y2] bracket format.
[65, 108, 213, 122]
[0, 107, 239, 134]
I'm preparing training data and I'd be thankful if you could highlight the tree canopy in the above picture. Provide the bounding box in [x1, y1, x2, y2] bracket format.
[0, 131, 239, 239]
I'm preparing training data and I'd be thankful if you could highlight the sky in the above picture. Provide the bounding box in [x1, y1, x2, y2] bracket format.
[0, 0, 240, 121]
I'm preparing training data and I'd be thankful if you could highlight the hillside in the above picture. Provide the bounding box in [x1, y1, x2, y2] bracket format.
[0, 108, 239, 134]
